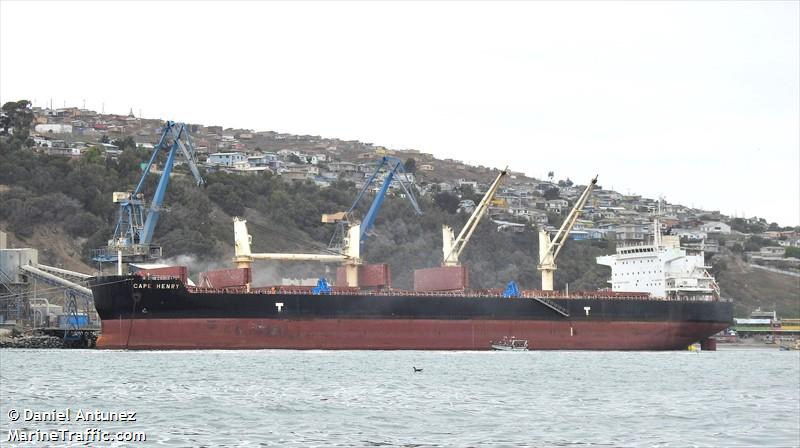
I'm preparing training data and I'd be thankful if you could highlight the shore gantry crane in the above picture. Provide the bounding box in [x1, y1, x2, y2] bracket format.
[442, 167, 508, 266]
[324, 156, 422, 285]
[323, 156, 422, 250]
[538, 176, 597, 290]
[92, 121, 204, 271]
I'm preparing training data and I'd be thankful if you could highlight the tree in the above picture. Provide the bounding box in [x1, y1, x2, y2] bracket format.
[547, 171, 554, 182]
[100, 134, 110, 144]
[547, 211, 565, 227]
[434, 191, 460, 214]
[288, 153, 302, 164]
[82, 146, 105, 164]
[744, 235, 773, 252]
[112, 136, 136, 151]
[785, 247, 800, 259]
[544, 187, 560, 200]
[0, 100, 33, 143]
[458, 183, 479, 203]
[404, 157, 417, 173]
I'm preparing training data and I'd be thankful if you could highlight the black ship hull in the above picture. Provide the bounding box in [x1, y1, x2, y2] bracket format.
[90, 276, 733, 350]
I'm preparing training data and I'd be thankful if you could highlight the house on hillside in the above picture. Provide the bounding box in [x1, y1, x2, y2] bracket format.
[545, 199, 569, 214]
[34, 123, 73, 134]
[759, 246, 786, 257]
[700, 221, 731, 235]
[327, 162, 358, 174]
[670, 228, 707, 240]
[248, 153, 279, 169]
[615, 224, 649, 242]
[208, 152, 247, 167]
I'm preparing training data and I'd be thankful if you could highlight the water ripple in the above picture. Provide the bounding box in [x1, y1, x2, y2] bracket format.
[0, 349, 798, 447]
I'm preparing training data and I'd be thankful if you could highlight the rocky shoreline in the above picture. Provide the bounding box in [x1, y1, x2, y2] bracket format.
[0, 334, 66, 349]
[0, 329, 97, 349]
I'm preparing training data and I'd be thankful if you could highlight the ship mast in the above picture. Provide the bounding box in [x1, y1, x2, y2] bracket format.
[653, 198, 663, 247]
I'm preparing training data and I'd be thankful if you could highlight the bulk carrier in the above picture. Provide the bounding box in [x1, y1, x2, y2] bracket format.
[89, 273, 732, 350]
[89, 165, 732, 350]
[89, 201, 732, 350]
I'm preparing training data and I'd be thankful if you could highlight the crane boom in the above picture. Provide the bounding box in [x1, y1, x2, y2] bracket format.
[319, 156, 422, 286]
[538, 176, 598, 290]
[443, 168, 508, 266]
[357, 157, 421, 243]
[232, 217, 362, 288]
[92, 121, 204, 264]
[324, 156, 422, 250]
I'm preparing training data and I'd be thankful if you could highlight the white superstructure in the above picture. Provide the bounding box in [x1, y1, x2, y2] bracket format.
[596, 218, 720, 300]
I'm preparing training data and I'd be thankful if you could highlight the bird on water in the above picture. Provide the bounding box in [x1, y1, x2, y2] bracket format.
[413, 367, 423, 373]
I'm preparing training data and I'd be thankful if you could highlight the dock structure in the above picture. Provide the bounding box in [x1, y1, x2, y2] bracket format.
[0, 231, 99, 340]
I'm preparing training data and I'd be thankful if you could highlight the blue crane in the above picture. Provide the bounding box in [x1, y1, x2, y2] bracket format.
[92, 121, 204, 264]
[324, 156, 422, 251]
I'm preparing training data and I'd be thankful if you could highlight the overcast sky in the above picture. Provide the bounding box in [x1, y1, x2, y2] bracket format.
[2, 1, 798, 225]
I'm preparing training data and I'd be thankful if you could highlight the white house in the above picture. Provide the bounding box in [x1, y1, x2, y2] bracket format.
[458, 179, 478, 189]
[248, 153, 279, 167]
[34, 123, 72, 134]
[208, 152, 247, 167]
[700, 221, 731, 235]
[670, 228, 707, 240]
[545, 199, 569, 214]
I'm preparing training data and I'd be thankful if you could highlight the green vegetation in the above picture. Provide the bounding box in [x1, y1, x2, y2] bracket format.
[112, 136, 137, 151]
[730, 217, 767, 234]
[744, 235, 774, 252]
[0, 100, 33, 150]
[403, 157, 417, 173]
[543, 187, 560, 200]
[785, 247, 800, 259]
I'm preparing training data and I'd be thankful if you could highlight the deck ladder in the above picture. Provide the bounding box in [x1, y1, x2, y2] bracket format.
[531, 296, 570, 317]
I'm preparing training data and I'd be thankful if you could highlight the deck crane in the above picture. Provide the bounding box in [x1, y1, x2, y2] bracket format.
[442, 168, 508, 266]
[538, 176, 597, 290]
[231, 157, 423, 288]
[322, 156, 422, 252]
[233, 217, 362, 288]
[92, 121, 204, 269]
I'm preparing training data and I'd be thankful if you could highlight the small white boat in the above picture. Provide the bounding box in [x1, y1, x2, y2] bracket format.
[491, 337, 529, 351]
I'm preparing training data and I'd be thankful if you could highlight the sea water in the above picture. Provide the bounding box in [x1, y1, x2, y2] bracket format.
[1, 348, 798, 447]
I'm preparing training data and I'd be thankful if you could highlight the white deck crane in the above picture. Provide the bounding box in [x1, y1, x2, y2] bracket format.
[442, 168, 508, 266]
[232, 218, 363, 288]
[538, 176, 598, 290]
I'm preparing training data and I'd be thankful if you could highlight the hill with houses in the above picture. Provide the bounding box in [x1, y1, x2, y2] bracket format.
[2, 101, 799, 317]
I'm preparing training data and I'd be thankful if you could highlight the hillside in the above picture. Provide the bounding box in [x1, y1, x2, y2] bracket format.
[715, 255, 800, 317]
[0, 140, 611, 292]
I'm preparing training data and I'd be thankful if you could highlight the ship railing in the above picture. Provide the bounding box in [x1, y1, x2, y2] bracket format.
[185, 285, 687, 302]
[145, 275, 182, 281]
[616, 241, 657, 249]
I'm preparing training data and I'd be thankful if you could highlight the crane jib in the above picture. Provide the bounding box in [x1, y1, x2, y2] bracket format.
[92, 121, 205, 264]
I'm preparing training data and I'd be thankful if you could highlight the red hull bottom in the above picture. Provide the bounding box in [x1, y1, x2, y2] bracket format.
[98, 318, 729, 350]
